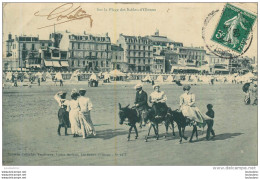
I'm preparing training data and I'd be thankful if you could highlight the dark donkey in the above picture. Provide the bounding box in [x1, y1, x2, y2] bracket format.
[118, 103, 140, 141]
[144, 107, 175, 142]
[166, 109, 201, 143]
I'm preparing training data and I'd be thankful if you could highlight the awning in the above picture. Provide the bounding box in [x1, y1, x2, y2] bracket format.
[60, 61, 69, 67]
[44, 61, 53, 67]
[53, 61, 61, 67]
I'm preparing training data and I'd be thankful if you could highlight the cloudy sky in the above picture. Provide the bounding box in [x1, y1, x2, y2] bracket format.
[3, 3, 257, 57]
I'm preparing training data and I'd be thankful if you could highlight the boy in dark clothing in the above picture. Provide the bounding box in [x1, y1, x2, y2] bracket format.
[205, 104, 215, 140]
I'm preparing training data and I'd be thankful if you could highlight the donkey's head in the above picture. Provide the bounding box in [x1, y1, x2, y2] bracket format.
[118, 103, 130, 125]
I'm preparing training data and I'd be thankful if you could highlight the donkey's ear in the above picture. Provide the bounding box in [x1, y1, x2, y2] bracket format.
[126, 104, 130, 108]
[119, 103, 122, 110]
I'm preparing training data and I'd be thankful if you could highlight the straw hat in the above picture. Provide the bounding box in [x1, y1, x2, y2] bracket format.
[134, 83, 143, 89]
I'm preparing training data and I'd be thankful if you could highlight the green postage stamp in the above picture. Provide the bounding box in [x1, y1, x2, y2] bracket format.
[211, 3, 257, 53]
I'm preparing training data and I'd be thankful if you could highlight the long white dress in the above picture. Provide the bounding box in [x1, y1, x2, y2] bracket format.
[67, 100, 81, 135]
[179, 92, 207, 127]
[78, 96, 96, 138]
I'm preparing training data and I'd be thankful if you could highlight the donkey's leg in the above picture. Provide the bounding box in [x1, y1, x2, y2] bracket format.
[195, 126, 198, 140]
[182, 127, 188, 140]
[189, 126, 196, 142]
[145, 124, 152, 142]
[171, 121, 175, 136]
[164, 121, 169, 138]
[57, 124, 62, 136]
[134, 125, 138, 139]
[178, 126, 183, 143]
[156, 123, 159, 140]
[128, 126, 133, 141]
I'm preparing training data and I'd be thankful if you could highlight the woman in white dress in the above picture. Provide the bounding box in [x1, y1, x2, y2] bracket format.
[67, 89, 81, 137]
[78, 88, 96, 139]
[179, 85, 206, 128]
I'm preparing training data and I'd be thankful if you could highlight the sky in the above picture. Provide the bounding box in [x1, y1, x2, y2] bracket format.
[2, 2, 257, 58]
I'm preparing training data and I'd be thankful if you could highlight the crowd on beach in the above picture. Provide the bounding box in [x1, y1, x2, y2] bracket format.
[2, 70, 257, 87]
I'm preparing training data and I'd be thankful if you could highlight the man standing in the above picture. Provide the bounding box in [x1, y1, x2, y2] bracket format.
[134, 83, 148, 126]
[78, 88, 96, 138]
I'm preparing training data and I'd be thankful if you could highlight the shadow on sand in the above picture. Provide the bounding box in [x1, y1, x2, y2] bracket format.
[164, 131, 243, 143]
[95, 128, 144, 140]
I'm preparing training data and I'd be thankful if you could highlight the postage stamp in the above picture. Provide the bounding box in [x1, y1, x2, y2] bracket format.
[211, 3, 257, 53]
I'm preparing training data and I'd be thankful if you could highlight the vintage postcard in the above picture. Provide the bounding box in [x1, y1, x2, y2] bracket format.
[1, 2, 258, 170]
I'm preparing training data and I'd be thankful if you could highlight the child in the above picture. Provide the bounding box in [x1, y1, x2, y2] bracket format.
[205, 104, 215, 140]
[54, 91, 70, 136]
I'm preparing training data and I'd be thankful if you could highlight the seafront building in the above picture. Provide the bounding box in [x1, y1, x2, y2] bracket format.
[4, 34, 52, 71]
[117, 33, 154, 72]
[4, 31, 255, 74]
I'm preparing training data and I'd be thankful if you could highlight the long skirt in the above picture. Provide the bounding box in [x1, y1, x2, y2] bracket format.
[58, 108, 70, 128]
[79, 112, 96, 138]
[181, 105, 207, 127]
[69, 110, 81, 135]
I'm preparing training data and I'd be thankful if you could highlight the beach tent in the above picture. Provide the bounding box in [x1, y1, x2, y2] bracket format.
[44, 72, 53, 82]
[165, 75, 174, 82]
[70, 70, 80, 81]
[55, 72, 63, 81]
[104, 72, 110, 80]
[142, 75, 152, 82]
[109, 69, 126, 77]
[156, 75, 164, 82]
[89, 73, 98, 81]
[6, 72, 13, 81]
[35, 72, 43, 79]
[243, 72, 255, 79]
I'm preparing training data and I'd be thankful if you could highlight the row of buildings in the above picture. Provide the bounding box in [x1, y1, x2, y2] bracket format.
[4, 30, 256, 74]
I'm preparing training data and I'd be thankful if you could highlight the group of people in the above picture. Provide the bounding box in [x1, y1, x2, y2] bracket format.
[54, 88, 96, 139]
[134, 83, 215, 140]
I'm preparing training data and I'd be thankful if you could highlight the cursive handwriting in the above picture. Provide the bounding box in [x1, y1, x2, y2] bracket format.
[34, 3, 93, 29]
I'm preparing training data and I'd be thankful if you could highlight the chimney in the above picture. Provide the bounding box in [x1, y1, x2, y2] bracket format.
[84, 31, 86, 35]
[105, 32, 108, 37]
[8, 33, 12, 40]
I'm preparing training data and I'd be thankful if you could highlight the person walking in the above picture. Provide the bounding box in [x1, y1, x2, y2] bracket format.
[78, 88, 96, 138]
[54, 91, 70, 136]
[205, 104, 215, 140]
[67, 89, 81, 137]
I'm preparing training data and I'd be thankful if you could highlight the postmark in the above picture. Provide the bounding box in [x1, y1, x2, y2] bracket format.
[211, 3, 257, 54]
[202, 4, 256, 59]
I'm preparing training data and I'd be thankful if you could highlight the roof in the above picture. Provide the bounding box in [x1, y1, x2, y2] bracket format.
[147, 35, 174, 43]
[111, 44, 124, 51]
[179, 46, 206, 51]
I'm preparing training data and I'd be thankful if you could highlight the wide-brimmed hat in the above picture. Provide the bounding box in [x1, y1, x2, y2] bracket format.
[183, 85, 191, 91]
[134, 83, 143, 89]
[153, 84, 160, 89]
[71, 88, 78, 95]
[79, 88, 87, 92]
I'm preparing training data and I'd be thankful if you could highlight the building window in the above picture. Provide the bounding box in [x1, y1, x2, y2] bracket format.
[128, 59, 130, 63]
[32, 44, 35, 50]
[71, 60, 74, 67]
[78, 43, 80, 49]
[106, 61, 108, 67]
[148, 59, 150, 64]
[116, 56, 117, 60]
[23, 43, 26, 50]
[138, 59, 141, 64]
[72, 43, 75, 49]
[78, 60, 80, 66]
[143, 59, 145, 64]
[83, 61, 85, 66]
[101, 61, 103, 67]
[42, 43, 44, 47]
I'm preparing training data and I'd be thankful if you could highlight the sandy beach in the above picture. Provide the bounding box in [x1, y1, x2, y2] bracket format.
[2, 81, 257, 165]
